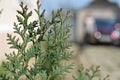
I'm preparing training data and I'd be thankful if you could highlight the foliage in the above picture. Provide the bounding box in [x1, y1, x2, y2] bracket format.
[0, 1, 110, 80]
[1, 1, 73, 80]
[0, 3, 3, 15]
[73, 65, 109, 80]
[0, 9, 3, 15]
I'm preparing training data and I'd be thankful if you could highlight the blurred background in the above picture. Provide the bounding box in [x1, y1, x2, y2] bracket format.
[1, 0, 120, 80]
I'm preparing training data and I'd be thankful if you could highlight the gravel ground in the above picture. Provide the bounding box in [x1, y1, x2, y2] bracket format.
[69, 43, 120, 80]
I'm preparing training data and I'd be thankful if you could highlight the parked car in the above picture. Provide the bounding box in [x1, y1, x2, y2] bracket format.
[84, 18, 115, 44]
[111, 20, 120, 45]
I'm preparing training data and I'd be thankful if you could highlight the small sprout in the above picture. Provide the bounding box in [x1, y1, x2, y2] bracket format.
[28, 11, 32, 17]
[73, 65, 110, 80]
[41, 9, 45, 17]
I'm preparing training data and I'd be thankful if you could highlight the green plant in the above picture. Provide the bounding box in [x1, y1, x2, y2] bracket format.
[1, 1, 73, 80]
[0, 9, 3, 15]
[0, 1, 110, 80]
[0, 63, 9, 79]
[73, 65, 109, 80]
[0, 2, 3, 15]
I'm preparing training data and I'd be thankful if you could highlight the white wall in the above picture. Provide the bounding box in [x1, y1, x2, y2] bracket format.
[0, 0, 37, 32]
[0, 0, 37, 61]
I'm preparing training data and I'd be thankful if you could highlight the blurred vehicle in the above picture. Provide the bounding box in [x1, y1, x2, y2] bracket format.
[111, 19, 120, 45]
[84, 17, 116, 44]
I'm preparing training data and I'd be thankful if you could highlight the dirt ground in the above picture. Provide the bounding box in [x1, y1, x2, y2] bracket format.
[66, 43, 120, 80]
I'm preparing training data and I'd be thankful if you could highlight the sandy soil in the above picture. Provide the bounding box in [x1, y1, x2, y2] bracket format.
[69, 44, 120, 80]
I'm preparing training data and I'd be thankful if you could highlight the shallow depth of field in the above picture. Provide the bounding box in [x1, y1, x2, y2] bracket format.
[1, 0, 120, 80]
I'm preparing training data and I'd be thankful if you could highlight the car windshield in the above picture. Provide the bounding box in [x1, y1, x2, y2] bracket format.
[95, 19, 114, 28]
